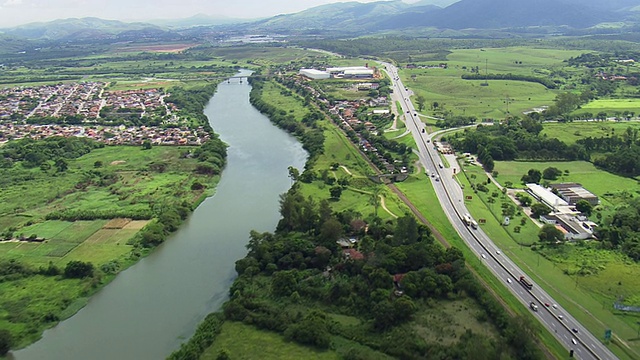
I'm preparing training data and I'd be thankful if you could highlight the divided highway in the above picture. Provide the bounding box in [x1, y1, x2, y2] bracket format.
[380, 61, 617, 360]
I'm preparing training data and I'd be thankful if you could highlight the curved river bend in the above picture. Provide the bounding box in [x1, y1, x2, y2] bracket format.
[14, 71, 307, 360]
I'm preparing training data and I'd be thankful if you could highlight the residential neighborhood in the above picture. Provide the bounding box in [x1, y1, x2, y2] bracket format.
[0, 82, 202, 145]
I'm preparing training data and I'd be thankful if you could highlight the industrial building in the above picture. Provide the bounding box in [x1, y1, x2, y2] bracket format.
[326, 66, 374, 79]
[549, 183, 599, 206]
[299, 66, 374, 80]
[299, 69, 331, 80]
[525, 183, 568, 211]
[539, 214, 597, 241]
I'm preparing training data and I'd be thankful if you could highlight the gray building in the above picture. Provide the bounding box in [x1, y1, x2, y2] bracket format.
[550, 183, 599, 206]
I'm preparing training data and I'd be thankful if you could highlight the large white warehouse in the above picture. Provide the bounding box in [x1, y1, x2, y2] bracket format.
[299, 69, 330, 80]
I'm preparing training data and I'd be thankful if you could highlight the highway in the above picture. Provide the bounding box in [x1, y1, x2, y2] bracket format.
[380, 61, 618, 360]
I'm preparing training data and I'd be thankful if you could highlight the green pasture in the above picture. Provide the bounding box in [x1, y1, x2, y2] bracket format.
[201, 321, 340, 360]
[400, 47, 589, 119]
[540, 121, 640, 145]
[445, 47, 585, 75]
[580, 99, 640, 112]
[263, 81, 310, 120]
[403, 71, 556, 119]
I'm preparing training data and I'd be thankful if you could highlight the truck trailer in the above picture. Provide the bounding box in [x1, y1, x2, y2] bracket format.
[519, 276, 533, 290]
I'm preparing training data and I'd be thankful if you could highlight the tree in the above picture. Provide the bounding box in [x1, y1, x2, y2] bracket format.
[288, 166, 299, 183]
[55, 158, 68, 173]
[329, 186, 343, 200]
[0, 329, 11, 356]
[271, 270, 298, 296]
[94, 160, 103, 168]
[521, 169, 542, 184]
[538, 224, 564, 243]
[64, 260, 94, 278]
[216, 349, 231, 360]
[284, 310, 331, 349]
[142, 140, 152, 150]
[530, 203, 551, 218]
[516, 194, 532, 207]
[542, 167, 562, 180]
[575, 200, 593, 216]
[415, 94, 426, 111]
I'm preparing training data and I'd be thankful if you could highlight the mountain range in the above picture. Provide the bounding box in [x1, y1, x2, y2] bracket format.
[1, 0, 639, 41]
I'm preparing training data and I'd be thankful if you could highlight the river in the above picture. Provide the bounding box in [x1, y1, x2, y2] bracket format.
[13, 71, 308, 360]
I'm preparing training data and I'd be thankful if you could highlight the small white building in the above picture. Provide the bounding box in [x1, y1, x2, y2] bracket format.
[299, 69, 330, 80]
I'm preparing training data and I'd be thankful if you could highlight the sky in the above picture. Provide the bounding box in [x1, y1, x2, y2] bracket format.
[0, 0, 425, 28]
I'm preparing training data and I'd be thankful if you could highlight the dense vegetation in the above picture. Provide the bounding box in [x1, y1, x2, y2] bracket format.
[448, 116, 589, 172]
[597, 197, 640, 261]
[174, 189, 543, 359]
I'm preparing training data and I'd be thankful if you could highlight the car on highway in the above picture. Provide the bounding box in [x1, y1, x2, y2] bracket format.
[571, 338, 577, 345]
[558, 314, 564, 320]
[481, 254, 486, 259]
[552, 304, 558, 309]
[544, 303, 550, 307]
[496, 250, 501, 255]
[506, 278, 512, 283]
[572, 328, 579, 333]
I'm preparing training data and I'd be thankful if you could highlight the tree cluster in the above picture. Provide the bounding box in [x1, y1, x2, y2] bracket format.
[596, 197, 640, 261]
[0, 136, 102, 170]
[449, 117, 589, 162]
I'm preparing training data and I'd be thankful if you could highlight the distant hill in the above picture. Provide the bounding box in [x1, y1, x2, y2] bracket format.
[2, 17, 177, 41]
[423, 0, 616, 29]
[232, 0, 637, 34]
[242, 1, 414, 33]
[146, 14, 247, 28]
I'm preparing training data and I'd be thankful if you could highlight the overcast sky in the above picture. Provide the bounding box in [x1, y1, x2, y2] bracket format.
[0, 0, 426, 28]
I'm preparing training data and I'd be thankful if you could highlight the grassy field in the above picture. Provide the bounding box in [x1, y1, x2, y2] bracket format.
[0, 219, 139, 268]
[262, 81, 310, 120]
[579, 99, 640, 113]
[540, 121, 640, 145]
[201, 321, 341, 360]
[400, 47, 586, 119]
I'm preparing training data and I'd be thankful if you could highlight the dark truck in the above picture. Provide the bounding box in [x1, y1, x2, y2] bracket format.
[519, 276, 533, 290]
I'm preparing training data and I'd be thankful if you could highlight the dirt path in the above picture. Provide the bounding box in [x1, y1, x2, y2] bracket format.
[339, 165, 353, 176]
[379, 196, 398, 219]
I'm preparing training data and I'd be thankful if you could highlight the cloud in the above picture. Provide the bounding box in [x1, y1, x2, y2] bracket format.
[3, 0, 23, 6]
